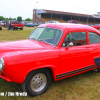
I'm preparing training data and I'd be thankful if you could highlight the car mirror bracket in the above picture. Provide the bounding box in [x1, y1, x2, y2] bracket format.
[65, 42, 73, 50]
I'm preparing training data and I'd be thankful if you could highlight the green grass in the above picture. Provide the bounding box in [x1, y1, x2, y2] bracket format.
[0, 27, 34, 42]
[0, 27, 100, 100]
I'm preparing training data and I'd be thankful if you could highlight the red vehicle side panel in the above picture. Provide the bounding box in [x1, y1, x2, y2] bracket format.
[0, 23, 100, 83]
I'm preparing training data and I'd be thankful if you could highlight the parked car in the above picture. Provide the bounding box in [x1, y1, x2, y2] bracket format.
[34, 22, 44, 26]
[48, 21, 61, 23]
[91, 24, 100, 30]
[87, 24, 93, 26]
[0, 23, 100, 96]
[0, 22, 2, 30]
[67, 20, 78, 24]
[0, 21, 5, 26]
[34, 23, 39, 26]
[26, 23, 34, 27]
[7, 21, 24, 30]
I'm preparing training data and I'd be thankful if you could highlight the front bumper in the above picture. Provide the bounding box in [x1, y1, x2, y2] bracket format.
[15, 27, 22, 28]
[0, 71, 12, 82]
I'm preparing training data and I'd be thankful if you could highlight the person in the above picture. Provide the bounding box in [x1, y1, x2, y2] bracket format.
[7, 20, 11, 30]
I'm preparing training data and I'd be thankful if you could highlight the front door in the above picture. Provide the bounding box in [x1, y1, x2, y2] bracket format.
[57, 32, 95, 79]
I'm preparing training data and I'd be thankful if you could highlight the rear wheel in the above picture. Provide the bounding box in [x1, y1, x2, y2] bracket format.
[20, 27, 23, 30]
[97, 68, 100, 72]
[0, 27, 2, 30]
[94, 66, 100, 72]
[22, 69, 51, 97]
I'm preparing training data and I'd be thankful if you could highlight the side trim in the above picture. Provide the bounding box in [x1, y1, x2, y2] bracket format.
[56, 65, 95, 79]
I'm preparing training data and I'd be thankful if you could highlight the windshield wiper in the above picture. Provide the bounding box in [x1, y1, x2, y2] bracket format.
[38, 39, 46, 42]
[28, 37, 36, 40]
[38, 39, 49, 44]
[38, 39, 56, 46]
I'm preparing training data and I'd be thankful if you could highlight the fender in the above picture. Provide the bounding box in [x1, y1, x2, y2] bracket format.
[24, 65, 57, 82]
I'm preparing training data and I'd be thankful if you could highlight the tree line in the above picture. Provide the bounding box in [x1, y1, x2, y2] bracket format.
[0, 16, 33, 21]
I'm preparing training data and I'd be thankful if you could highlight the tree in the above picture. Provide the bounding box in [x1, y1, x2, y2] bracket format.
[0, 16, 4, 21]
[8, 17, 13, 20]
[17, 16, 22, 21]
[25, 18, 31, 21]
[4, 17, 8, 21]
[13, 18, 16, 20]
[25, 18, 33, 21]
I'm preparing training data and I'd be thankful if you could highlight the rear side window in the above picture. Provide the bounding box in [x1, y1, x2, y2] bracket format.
[88, 32, 100, 44]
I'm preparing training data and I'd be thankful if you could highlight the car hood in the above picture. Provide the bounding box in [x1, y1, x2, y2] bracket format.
[0, 40, 53, 53]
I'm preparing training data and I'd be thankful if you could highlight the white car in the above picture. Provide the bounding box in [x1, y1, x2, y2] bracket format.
[1, 21, 4, 26]
[48, 21, 61, 23]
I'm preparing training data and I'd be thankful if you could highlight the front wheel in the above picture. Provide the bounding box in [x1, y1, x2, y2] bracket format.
[22, 69, 51, 97]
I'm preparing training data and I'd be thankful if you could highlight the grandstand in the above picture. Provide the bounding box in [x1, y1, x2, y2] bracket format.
[33, 9, 100, 24]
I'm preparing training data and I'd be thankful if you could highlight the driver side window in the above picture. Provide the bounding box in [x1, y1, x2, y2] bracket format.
[62, 32, 86, 47]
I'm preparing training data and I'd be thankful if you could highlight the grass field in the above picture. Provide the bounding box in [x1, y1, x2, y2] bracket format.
[0, 27, 100, 100]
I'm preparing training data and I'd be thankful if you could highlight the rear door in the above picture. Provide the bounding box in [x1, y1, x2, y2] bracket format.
[88, 32, 100, 67]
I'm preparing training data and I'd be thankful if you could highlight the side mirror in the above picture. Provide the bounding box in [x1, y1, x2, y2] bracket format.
[65, 42, 74, 50]
[69, 42, 74, 47]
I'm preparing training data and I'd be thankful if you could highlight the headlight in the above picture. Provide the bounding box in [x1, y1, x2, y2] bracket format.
[0, 57, 5, 70]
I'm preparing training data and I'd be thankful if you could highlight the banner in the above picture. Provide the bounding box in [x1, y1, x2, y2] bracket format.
[36, 9, 46, 14]
[92, 14, 100, 18]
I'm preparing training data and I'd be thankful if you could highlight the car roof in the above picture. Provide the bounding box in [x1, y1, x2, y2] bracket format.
[38, 23, 100, 34]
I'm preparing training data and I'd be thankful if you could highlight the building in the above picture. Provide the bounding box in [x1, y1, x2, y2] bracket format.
[33, 9, 100, 24]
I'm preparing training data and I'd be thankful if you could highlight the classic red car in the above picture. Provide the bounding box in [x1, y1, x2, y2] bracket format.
[0, 23, 100, 96]
[91, 24, 100, 30]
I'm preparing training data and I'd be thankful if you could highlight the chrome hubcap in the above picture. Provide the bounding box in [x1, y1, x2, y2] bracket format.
[30, 73, 47, 92]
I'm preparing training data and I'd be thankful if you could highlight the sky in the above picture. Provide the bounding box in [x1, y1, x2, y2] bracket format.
[0, 0, 100, 20]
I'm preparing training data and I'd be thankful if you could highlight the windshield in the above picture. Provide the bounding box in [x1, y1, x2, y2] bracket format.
[12, 21, 21, 24]
[28, 27, 62, 45]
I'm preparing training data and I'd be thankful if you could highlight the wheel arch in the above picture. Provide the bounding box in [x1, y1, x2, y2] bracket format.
[23, 66, 56, 83]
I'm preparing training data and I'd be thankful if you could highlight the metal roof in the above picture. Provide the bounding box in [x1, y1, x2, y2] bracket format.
[43, 9, 93, 18]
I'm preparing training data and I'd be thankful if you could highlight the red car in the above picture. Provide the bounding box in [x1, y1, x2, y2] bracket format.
[0, 23, 100, 96]
[7, 21, 24, 30]
[91, 24, 100, 30]
[67, 20, 78, 24]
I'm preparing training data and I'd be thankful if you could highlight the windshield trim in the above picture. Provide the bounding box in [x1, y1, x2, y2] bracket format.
[28, 27, 63, 46]
[27, 27, 45, 40]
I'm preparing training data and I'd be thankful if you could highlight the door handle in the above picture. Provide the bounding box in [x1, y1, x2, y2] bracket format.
[86, 45, 91, 48]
